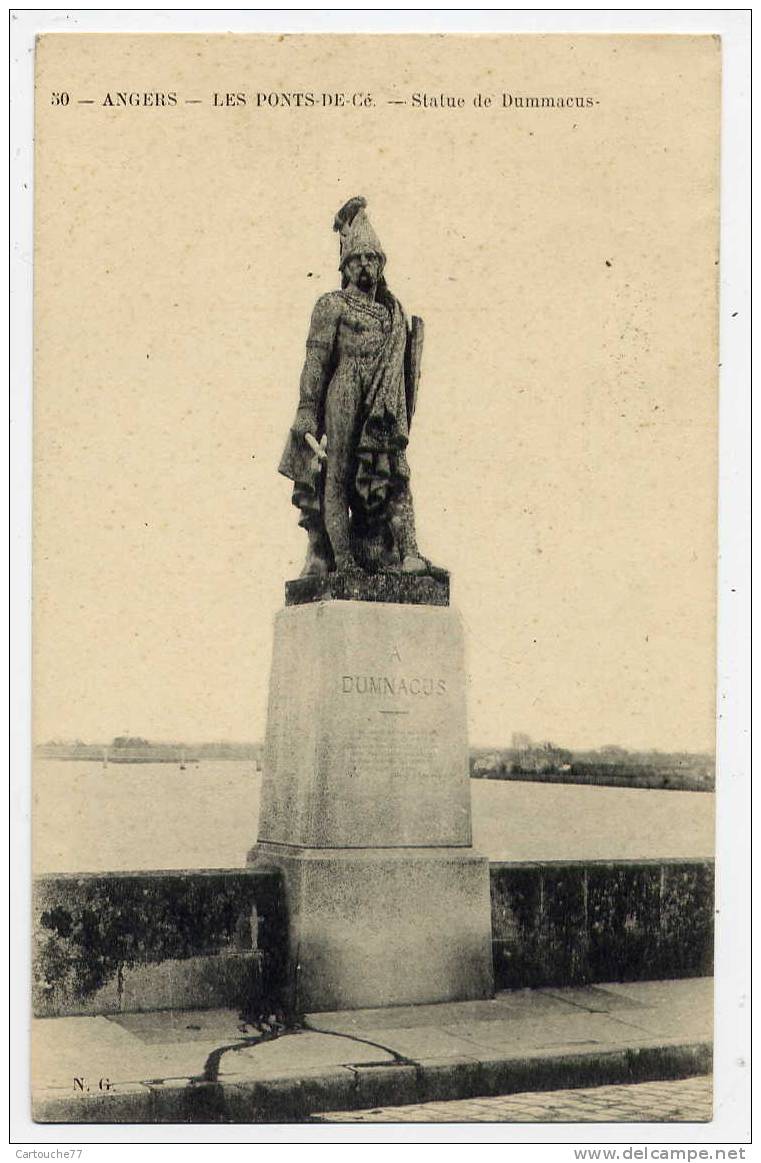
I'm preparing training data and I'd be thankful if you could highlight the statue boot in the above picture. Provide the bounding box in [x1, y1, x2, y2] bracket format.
[299, 527, 332, 578]
[400, 552, 429, 575]
[388, 489, 430, 575]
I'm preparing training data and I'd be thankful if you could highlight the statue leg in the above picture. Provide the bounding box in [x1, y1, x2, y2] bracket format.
[323, 461, 356, 572]
[299, 524, 332, 577]
[392, 486, 428, 575]
[291, 480, 332, 577]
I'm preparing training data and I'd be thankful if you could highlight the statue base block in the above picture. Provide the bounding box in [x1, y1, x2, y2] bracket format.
[250, 844, 493, 1012]
[285, 568, 450, 608]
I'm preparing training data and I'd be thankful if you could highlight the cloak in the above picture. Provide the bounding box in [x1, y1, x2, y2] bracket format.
[279, 289, 422, 534]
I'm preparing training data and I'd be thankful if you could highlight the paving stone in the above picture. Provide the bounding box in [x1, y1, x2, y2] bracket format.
[306, 990, 577, 1033]
[606, 1008, 713, 1039]
[107, 1007, 248, 1044]
[442, 1013, 654, 1052]
[599, 978, 714, 1010]
[340, 1024, 482, 1061]
[32, 1015, 155, 1091]
[218, 1030, 393, 1078]
[538, 986, 650, 1013]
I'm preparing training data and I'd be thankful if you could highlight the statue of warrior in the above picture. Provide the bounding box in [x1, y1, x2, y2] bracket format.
[279, 196, 430, 578]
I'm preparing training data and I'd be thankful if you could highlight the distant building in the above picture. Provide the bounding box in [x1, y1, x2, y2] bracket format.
[472, 753, 504, 776]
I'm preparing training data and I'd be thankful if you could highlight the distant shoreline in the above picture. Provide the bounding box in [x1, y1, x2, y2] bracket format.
[35, 741, 263, 763]
[470, 765, 714, 794]
[36, 742, 713, 792]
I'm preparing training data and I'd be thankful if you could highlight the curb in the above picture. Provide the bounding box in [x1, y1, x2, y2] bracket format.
[32, 1037, 712, 1125]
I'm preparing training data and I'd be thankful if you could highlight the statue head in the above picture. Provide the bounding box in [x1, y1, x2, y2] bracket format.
[333, 196, 386, 293]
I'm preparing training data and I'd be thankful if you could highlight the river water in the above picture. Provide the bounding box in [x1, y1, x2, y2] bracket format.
[33, 760, 714, 874]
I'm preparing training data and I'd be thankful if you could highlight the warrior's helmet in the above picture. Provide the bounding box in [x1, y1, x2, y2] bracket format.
[333, 196, 386, 271]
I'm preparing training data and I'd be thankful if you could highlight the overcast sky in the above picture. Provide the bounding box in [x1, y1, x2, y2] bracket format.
[33, 34, 718, 752]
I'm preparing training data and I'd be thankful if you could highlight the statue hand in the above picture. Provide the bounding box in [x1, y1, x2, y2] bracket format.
[305, 432, 328, 463]
[291, 407, 318, 440]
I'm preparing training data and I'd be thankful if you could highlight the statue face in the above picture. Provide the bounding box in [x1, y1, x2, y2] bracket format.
[344, 251, 382, 292]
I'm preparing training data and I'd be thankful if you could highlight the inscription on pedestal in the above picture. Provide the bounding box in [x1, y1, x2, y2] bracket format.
[341, 675, 447, 697]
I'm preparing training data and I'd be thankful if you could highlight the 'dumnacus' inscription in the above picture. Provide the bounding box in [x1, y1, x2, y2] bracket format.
[342, 675, 447, 696]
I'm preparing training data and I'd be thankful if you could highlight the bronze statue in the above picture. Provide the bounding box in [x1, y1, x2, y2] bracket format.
[279, 196, 430, 578]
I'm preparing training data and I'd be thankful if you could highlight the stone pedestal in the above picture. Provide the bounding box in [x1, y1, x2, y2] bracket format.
[249, 596, 494, 1013]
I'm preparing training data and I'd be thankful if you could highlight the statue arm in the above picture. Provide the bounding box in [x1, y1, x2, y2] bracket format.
[292, 294, 341, 437]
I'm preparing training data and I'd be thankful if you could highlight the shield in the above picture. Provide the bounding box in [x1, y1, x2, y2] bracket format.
[404, 314, 424, 429]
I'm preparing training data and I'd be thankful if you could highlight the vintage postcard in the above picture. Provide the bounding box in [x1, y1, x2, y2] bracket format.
[18, 20, 745, 1142]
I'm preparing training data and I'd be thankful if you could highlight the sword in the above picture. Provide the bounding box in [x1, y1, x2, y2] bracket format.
[305, 432, 328, 473]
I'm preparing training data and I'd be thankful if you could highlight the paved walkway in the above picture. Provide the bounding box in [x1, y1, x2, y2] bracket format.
[314, 1075, 713, 1123]
[32, 978, 712, 1124]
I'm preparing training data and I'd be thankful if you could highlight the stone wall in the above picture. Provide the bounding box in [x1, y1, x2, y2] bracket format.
[32, 868, 287, 1018]
[32, 859, 713, 1018]
[490, 859, 714, 989]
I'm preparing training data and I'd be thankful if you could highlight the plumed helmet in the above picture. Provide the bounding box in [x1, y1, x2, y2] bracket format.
[333, 196, 386, 271]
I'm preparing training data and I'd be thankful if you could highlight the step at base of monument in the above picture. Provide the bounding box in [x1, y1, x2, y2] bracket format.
[250, 844, 494, 1013]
